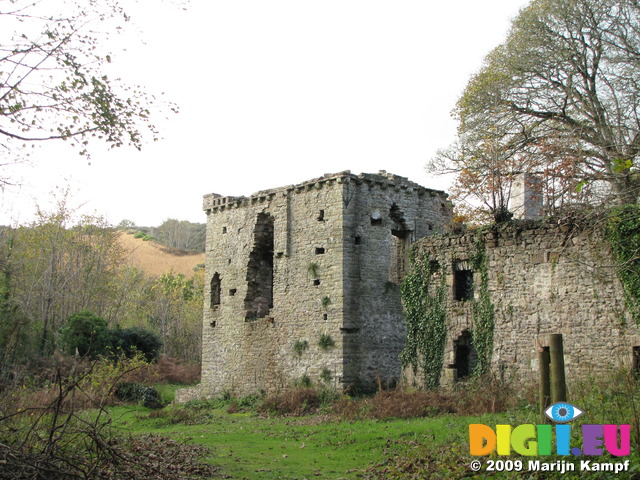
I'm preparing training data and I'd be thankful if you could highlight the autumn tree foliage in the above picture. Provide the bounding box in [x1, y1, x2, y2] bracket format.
[430, 0, 640, 222]
[0, 196, 202, 366]
[0, 0, 175, 168]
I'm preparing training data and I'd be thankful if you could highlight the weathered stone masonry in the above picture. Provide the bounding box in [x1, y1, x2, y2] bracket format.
[176, 171, 451, 400]
[407, 218, 640, 387]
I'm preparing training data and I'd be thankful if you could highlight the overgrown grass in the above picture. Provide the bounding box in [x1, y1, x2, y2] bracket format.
[113, 402, 491, 480]
[4, 363, 639, 479]
[110, 370, 640, 479]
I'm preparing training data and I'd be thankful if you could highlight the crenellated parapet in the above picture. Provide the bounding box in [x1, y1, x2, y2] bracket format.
[203, 170, 449, 215]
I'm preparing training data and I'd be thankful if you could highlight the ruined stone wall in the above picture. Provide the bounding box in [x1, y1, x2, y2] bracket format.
[341, 174, 452, 390]
[176, 171, 451, 400]
[409, 218, 640, 387]
[197, 176, 346, 397]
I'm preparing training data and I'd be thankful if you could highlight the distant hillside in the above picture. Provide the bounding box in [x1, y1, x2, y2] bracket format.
[118, 232, 205, 277]
[119, 219, 206, 253]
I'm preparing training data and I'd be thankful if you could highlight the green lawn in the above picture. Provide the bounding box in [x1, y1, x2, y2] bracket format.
[110, 403, 500, 480]
[107, 379, 640, 480]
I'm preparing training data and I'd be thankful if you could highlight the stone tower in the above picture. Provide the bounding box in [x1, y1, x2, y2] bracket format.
[183, 171, 451, 399]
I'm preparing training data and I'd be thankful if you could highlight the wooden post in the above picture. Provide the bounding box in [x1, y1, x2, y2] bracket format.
[538, 347, 551, 423]
[549, 334, 567, 403]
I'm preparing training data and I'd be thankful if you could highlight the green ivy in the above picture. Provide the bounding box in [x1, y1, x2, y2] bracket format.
[470, 237, 495, 377]
[607, 204, 640, 325]
[400, 250, 447, 389]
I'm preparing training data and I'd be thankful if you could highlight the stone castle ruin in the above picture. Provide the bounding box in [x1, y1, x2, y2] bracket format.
[407, 218, 640, 388]
[176, 171, 451, 400]
[176, 171, 639, 402]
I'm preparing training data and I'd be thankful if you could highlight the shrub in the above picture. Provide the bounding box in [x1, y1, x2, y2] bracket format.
[297, 374, 312, 387]
[59, 311, 111, 358]
[110, 326, 162, 362]
[116, 381, 163, 409]
[260, 387, 322, 416]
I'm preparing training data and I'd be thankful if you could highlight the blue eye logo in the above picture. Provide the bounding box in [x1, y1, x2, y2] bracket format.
[544, 402, 584, 423]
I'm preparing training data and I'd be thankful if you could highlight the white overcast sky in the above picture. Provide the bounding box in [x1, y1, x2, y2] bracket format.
[1, 0, 531, 227]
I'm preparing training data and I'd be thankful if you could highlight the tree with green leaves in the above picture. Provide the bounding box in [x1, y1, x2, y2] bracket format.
[59, 310, 110, 358]
[11, 193, 128, 355]
[431, 0, 640, 219]
[0, 0, 177, 170]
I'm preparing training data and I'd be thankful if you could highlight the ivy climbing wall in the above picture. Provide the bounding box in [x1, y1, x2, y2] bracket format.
[406, 214, 640, 388]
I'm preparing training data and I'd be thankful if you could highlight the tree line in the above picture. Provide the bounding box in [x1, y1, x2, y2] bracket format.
[120, 219, 207, 253]
[0, 199, 203, 370]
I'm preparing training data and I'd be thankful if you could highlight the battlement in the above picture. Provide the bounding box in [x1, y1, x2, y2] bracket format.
[203, 170, 446, 214]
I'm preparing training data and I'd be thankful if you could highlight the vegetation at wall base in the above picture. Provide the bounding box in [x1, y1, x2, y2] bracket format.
[111, 369, 638, 480]
[3, 356, 639, 479]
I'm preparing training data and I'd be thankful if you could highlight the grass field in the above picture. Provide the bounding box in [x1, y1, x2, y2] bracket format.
[107, 381, 640, 480]
[111, 402, 496, 480]
[4, 378, 639, 479]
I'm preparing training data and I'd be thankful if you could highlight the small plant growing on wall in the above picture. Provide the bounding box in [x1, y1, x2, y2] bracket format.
[307, 262, 320, 278]
[320, 367, 332, 383]
[297, 374, 312, 387]
[321, 296, 331, 309]
[293, 340, 309, 358]
[318, 333, 335, 351]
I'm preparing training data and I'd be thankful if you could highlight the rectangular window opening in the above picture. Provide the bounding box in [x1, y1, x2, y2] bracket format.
[317, 210, 325, 221]
[210, 273, 221, 308]
[454, 269, 474, 301]
[315, 247, 325, 255]
[354, 236, 362, 245]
